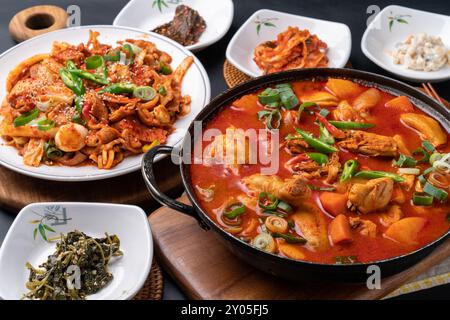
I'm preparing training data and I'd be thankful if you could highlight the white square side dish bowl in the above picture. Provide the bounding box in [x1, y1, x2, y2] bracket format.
[226, 9, 351, 77]
[361, 5, 450, 82]
[114, 0, 234, 52]
[0, 202, 152, 300]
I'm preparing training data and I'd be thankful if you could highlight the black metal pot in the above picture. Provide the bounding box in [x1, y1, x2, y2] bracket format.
[142, 68, 450, 282]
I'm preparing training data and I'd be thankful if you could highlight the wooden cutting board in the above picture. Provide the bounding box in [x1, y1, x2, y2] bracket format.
[0, 158, 183, 213]
[149, 195, 450, 300]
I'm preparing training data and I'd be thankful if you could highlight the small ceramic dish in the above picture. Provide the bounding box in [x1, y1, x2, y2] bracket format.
[0, 203, 152, 300]
[113, 0, 234, 52]
[226, 9, 351, 77]
[361, 5, 450, 82]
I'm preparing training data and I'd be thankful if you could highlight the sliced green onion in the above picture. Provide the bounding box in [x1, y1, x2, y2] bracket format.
[429, 153, 442, 165]
[44, 141, 64, 160]
[394, 154, 417, 168]
[307, 152, 329, 165]
[295, 128, 337, 153]
[398, 168, 420, 175]
[340, 159, 359, 182]
[318, 108, 330, 118]
[258, 88, 280, 105]
[328, 121, 375, 130]
[258, 192, 279, 210]
[37, 119, 55, 131]
[272, 232, 307, 244]
[422, 140, 435, 153]
[423, 182, 448, 202]
[354, 170, 405, 183]
[85, 55, 104, 69]
[275, 83, 299, 110]
[13, 108, 40, 127]
[319, 123, 335, 145]
[412, 147, 430, 164]
[412, 192, 434, 206]
[276, 200, 293, 213]
[133, 86, 156, 101]
[223, 203, 246, 219]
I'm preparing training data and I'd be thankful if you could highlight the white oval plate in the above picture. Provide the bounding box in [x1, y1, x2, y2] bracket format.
[113, 0, 234, 52]
[0, 25, 210, 181]
[0, 202, 152, 300]
[226, 9, 352, 77]
[361, 5, 450, 82]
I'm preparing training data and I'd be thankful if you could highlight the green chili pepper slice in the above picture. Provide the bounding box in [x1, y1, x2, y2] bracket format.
[340, 159, 359, 182]
[412, 192, 434, 206]
[13, 108, 40, 127]
[307, 152, 329, 165]
[258, 192, 279, 210]
[223, 203, 246, 219]
[272, 232, 307, 244]
[104, 50, 120, 62]
[99, 83, 136, 94]
[354, 170, 405, 183]
[159, 61, 172, 75]
[295, 128, 337, 153]
[37, 119, 55, 131]
[133, 86, 156, 101]
[85, 55, 104, 70]
[328, 121, 375, 130]
[69, 69, 109, 85]
[158, 86, 167, 96]
[59, 68, 85, 96]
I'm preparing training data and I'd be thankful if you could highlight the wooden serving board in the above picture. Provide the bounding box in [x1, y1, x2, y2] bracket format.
[0, 158, 183, 213]
[149, 195, 450, 300]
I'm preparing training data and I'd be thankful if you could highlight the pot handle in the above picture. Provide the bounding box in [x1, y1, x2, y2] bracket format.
[142, 145, 209, 230]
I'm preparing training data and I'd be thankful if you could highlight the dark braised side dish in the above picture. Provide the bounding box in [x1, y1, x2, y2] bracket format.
[153, 5, 206, 46]
[24, 230, 122, 300]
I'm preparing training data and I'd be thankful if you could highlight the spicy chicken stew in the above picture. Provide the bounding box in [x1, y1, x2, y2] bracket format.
[190, 78, 450, 264]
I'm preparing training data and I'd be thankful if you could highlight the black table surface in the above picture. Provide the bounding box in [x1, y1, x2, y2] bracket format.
[0, 0, 449, 300]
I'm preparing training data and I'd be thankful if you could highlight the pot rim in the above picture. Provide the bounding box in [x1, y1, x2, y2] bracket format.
[179, 67, 450, 268]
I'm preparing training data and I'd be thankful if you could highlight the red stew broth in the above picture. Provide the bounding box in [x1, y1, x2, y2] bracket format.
[190, 80, 450, 264]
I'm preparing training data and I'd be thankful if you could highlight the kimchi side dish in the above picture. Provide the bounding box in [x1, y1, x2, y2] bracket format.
[191, 78, 450, 264]
[254, 26, 329, 74]
[0, 31, 193, 169]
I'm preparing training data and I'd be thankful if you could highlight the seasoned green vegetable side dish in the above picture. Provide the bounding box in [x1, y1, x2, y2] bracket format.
[24, 231, 122, 300]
